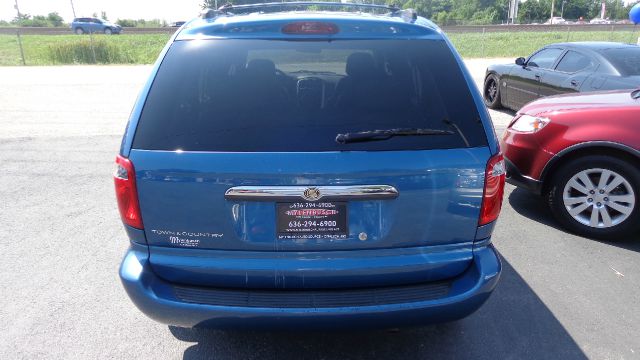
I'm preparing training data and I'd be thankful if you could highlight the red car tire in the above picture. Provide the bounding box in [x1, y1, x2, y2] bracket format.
[547, 155, 640, 240]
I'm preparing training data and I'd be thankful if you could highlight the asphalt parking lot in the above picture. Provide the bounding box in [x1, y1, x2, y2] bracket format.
[0, 60, 639, 359]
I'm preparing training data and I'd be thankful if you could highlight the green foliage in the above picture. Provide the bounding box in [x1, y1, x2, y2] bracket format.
[1, 29, 637, 66]
[47, 12, 64, 27]
[115, 19, 168, 27]
[517, 0, 633, 23]
[449, 29, 639, 57]
[0, 34, 171, 65]
[11, 12, 66, 27]
[116, 19, 137, 27]
[47, 39, 130, 64]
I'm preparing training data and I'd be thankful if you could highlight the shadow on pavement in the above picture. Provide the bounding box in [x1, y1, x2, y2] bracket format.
[507, 187, 562, 230]
[169, 258, 587, 360]
[508, 187, 640, 251]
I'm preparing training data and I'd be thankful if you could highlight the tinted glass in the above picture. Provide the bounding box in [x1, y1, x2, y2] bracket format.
[555, 51, 592, 73]
[600, 47, 640, 76]
[133, 39, 487, 152]
[528, 48, 564, 69]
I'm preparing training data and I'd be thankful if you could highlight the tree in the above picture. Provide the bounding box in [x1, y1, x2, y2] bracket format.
[518, 0, 550, 23]
[101, 11, 109, 21]
[47, 12, 64, 27]
[116, 19, 137, 27]
[12, 13, 31, 25]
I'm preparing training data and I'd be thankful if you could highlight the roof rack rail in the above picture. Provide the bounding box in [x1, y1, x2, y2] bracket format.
[202, 1, 403, 18]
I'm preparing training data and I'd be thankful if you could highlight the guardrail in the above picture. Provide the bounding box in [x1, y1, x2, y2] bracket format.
[0, 24, 637, 35]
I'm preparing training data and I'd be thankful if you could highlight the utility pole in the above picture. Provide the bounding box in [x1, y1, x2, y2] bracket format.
[70, 0, 77, 18]
[551, 0, 555, 22]
[508, 0, 519, 24]
[13, 0, 21, 19]
[13, 0, 26, 65]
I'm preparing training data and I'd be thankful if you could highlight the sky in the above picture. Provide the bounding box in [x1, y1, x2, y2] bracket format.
[1, 0, 205, 22]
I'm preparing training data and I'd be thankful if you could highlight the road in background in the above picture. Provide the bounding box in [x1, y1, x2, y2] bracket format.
[0, 61, 638, 359]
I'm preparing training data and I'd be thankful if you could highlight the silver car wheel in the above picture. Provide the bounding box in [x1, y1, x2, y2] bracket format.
[563, 168, 636, 228]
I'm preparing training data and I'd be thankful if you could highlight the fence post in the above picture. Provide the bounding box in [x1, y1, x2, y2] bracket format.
[16, 30, 26, 66]
[481, 27, 486, 58]
[565, 25, 570, 42]
[88, 31, 97, 64]
[609, 25, 614, 41]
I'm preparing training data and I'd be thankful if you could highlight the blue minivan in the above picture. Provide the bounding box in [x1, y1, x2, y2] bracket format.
[116, 2, 505, 329]
[71, 17, 122, 35]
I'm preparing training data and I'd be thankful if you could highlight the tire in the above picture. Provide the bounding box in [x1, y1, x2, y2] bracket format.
[483, 74, 502, 109]
[104, 28, 112, 35]
[547, 155, 640, 240]
[75, 27, 85, 35]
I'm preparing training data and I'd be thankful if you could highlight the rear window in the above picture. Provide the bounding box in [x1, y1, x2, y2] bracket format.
[600, 47, 640, 76]
[133, 39, 487, 152]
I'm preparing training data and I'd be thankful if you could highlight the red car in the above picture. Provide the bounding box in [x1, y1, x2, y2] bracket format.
[501, 89, 640, 239]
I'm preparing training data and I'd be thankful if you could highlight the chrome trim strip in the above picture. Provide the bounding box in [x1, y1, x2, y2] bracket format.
[225, 185, 399, 201]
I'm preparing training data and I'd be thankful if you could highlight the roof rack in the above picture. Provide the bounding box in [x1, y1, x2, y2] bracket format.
[202, 2, 405, 18]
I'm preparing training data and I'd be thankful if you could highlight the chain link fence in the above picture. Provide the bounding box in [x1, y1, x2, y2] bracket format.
[0, 25, 638, 65]
[0, 29, 173, 66]
[444, 24, 640, 58]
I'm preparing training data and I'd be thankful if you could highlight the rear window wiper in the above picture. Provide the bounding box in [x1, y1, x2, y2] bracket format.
[335, 128, 454, 144]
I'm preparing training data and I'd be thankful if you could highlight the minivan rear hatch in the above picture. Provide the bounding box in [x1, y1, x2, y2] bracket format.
[127, 35, 492, 287]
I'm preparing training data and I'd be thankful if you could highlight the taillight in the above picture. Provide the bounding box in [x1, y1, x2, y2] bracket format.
[282, 22, 339, 35]
[114, 155, 143, 229]
[479, 153, 506, 226]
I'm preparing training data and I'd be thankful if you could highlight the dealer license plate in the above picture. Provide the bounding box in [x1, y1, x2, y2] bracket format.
[276, 202, 348, 240]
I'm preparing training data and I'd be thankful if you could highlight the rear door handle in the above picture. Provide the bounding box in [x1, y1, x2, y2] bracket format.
[225, 185, 399, 201]
[534, 74, 541, 81]
[570, 80, 579, 87]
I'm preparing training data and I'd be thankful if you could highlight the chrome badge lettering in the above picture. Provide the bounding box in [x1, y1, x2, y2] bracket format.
[150, 229, 223, 248]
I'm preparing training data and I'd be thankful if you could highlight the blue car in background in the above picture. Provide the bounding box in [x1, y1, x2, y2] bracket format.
[116, 2, 505, 330]
[71, 17, 122, 35]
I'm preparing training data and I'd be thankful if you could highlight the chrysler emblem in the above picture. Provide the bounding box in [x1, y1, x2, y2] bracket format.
[302, 187, 322, 201]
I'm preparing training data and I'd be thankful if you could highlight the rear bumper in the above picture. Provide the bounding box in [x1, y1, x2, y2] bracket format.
[120, 242, 501, 329]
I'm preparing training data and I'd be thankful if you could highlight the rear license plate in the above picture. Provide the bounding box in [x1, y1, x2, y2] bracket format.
[277, 202, 348, 240]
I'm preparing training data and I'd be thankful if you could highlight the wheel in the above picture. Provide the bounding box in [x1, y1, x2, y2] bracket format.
[75, 27, 85, 35]
[483, 74, 502, 109]
[547, 155, 640, 239]
[104, 28, 112, 35]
